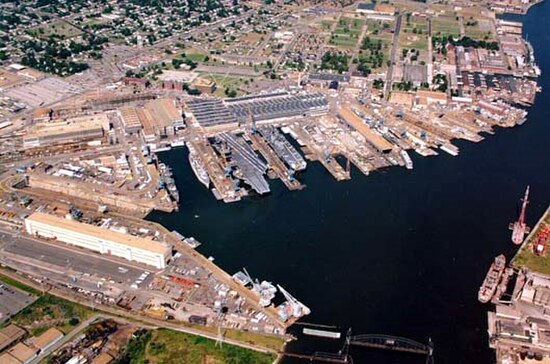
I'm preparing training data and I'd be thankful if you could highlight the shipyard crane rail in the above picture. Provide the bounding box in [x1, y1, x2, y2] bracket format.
[350, 334, 433, 356]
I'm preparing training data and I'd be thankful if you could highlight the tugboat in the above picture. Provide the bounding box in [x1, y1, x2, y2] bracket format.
[478, 255, 506, 303]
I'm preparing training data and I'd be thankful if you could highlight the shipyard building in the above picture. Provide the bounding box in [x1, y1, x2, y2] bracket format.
[24, 213, 171, 269]
[23, 114, 110, 148]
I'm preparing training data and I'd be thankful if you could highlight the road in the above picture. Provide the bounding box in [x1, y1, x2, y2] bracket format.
[384, 13, 403, 99]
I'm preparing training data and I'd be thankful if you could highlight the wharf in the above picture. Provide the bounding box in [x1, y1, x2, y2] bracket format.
[187, 137, 242, 203]
[247, 131, 303, 191]
[308, 148, 350, 181]
[218, 132, 270, 195]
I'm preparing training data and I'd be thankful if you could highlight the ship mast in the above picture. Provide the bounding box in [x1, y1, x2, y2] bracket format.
[519, 185, 530, 225]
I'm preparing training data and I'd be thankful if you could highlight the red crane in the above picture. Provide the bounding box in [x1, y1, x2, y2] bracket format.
[534, 224, 550, 256]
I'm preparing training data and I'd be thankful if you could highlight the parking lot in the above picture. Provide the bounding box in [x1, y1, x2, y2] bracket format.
[0, 232, 151, 285]
[0, 282, 36, 322]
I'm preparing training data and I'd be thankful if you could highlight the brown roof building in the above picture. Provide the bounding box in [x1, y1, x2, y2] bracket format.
[0, 325, 26, 352]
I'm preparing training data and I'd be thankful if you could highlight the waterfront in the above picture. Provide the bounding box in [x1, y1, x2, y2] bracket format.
[148, 2, 550, 362]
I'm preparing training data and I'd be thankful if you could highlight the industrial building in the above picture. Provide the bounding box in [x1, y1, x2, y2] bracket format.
[226, 92, 329, 123]
[186, 98, 238, 128]
[0, 325, 26, 352]
[2, 343, 37, 364]
[339, 107, 393, 153]
[24, 213, 172, 269]
[118, 107, 144, 134]
[22, 114, 109, 148]
[27, 328, 63, 353]
[144, 98, 184, 134]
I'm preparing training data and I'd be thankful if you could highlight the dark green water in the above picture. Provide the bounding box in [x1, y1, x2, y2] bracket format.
[148, 3, 550, 363]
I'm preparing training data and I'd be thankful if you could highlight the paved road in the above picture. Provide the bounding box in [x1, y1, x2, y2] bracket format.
[384, 13, 403, 99]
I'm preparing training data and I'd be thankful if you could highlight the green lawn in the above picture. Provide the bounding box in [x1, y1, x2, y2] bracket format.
[184, 52, 209, 62]
[116, 328, 276, 364]
[320, 20, 334, 31]
[432, 15, 462, 37]
[34, 21, 83, 39]
[329, 16, 365, 49]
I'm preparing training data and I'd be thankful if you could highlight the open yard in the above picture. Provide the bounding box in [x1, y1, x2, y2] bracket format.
[400, 14, 429, 51]
[33, 20, 83, 39]
[117, 328, 276, 364]
[9, 294, 94, 336]
[0, 274, 95, 337]
[329, 16, 365, 49]
[463, 17, 496, 40]
[432, 14, 462, 37]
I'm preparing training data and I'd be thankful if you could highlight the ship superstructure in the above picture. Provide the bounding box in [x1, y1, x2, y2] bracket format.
[478, 254, 506, 303]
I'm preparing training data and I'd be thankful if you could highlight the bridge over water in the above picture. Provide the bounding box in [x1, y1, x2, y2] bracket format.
[280, 329, 434, 363]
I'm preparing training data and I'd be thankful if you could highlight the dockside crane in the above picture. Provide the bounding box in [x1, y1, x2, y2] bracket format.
[277, 284, 311, 318]
[510, 185, 531, 245]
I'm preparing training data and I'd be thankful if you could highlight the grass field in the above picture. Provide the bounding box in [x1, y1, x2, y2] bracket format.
[9, 294, 94, 336]
[117, 328, 276, 364]
[329, 16, 365, 49]
[432, 14, 461, 37]
[197, 74, 248, 97]
[320, 20, 334, 31]
[463, 18, 495, 40]
[400, 14, 429, 51]
[183, 52, 209, 62]
[34, 21, 83, 39]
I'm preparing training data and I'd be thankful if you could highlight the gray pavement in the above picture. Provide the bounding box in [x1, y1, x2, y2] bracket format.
[0, 234, 149, 285]
[0, 282, 36, 322]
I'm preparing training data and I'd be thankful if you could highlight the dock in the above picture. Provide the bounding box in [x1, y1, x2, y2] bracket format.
[247, 131, 304, 191]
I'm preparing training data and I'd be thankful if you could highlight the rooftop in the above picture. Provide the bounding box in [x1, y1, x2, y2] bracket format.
[28, 327, 63, 350]
[7, 342, 36, 363]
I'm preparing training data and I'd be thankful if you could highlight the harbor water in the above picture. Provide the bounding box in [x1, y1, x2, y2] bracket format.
[148, 3, 550, 363]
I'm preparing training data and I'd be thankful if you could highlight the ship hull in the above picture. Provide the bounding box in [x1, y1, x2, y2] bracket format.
[189, 153, 210, 188]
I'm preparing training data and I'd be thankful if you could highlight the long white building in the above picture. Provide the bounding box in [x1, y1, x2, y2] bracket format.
[24, 213, 171, 269]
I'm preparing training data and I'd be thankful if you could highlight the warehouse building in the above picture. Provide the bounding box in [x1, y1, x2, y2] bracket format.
[118, 107, 144, 135]
[0, 325, 26, 352]
[339, 106, 393, 153]
[23, 114, 109, 148]
[2, 343, 37, 364]
[145, 98, 184, 134]
[27, 328, 63, 353]
[24, 213, 171, 269]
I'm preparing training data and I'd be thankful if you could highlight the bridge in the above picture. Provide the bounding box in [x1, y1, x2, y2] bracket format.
[279, 329, 434, 363]
[350, 334, 433, 356]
